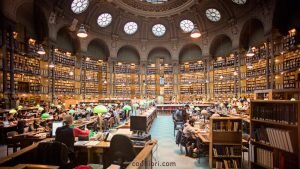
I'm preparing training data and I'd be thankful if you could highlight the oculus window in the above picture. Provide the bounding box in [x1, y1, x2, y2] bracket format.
[97, 13, 112, 27]
[206, 8, 221, 22]
[71, 0, 89, 14]
[124, 22, 138, 35]
[152, 24, 166, 37]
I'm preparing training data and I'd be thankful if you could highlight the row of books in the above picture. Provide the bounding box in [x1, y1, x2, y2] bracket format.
[250, 145, 273, 168]
[252, 127, 294, 153]
[250, 144, 297, 169]
[212, 145, 241, 157]
[212, 121, 241, 132]
[252, 103, 298, 125]
[215, 159, 240, 169]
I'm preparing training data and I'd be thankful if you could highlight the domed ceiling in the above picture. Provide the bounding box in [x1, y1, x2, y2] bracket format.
[55, 0, 256, 42]
[111, 0, 195, 17]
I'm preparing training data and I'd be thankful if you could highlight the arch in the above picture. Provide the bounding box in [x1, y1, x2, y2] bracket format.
[147, 47, 171, 64]
[273, 0, 300, 34]
[56, 27, 80, 53]
[179, 44, 202, 64]
[209, 34, 232, 57]
[239, 18, 265, 50]
[15, 1, 48, 41]
[86, 38, 110, 61]
[117, 45, 140, 64]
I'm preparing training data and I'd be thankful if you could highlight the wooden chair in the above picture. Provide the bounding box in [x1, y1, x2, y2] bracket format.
[6, 131, 21, 155]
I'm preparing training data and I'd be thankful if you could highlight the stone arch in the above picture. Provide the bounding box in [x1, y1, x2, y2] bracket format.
[147, 47, 171, 64]
[239, 18, 265, 50]
[56, 27, 80, 53]
[86, 38, 110, 61]
[209, 34, 232, 57]
[15, 1, 48, 42]
[117, 45, 140, 64]
[179, 43, 202, 64]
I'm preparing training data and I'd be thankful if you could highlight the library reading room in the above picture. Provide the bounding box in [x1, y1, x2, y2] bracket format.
[0, 0, 300, 169]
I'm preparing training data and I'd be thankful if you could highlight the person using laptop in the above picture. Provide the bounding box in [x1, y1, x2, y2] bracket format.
[55, 115, 75, 157]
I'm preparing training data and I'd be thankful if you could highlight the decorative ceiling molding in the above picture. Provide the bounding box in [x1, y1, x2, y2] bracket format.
[111, 0, 197, 17]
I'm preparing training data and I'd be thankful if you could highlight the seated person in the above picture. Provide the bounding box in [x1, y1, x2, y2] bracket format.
[29, 119, 41, 131]
[55, 115, 75, 154]
[7, 113, 17, 122]
[16, 119, 26, 134]
[107, 110, 115, 128]
[183, 119, 198, 139]
[173, 109, 184, 122]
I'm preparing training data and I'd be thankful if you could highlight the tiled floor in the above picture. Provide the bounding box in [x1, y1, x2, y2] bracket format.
[150, 116, 209, 169]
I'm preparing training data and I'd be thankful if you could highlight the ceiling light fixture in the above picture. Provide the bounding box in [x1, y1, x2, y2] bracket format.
[77, 24, 88, 38]
[86, 57, 90, 61]
[104, 80, 107, 84]
[190, 25, 201, 39]
[37, 44, 46, 55]
[69, 71, 74, 76]
[233, 71, 238, 76]
[220, 75, 224, 80]
[246, 47, 255, 57]
[49, 62, 55, 68]
[247, 63, 253, 69]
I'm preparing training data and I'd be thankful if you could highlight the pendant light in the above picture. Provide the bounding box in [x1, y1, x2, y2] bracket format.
[246, 63, 253, 69]
[49, 62, 55, 68]
[233, 71, 238, 76]
[190, 25, 201, 39]
[77, 24, 88, 38]
[69, 71, 74, 76]
[246, 47, 255, 57]
[37, 44, 46, 55]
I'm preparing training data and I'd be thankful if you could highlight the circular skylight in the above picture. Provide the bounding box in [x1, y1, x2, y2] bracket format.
[97, 13, 112, 27]
[71, 0, 89, 14]
[206, 8, 221, 22]
[124, 22, 138, 35]
[232, 0, 246, 5]
[152, 24, 166, 37]
[180, 20, 194, 33]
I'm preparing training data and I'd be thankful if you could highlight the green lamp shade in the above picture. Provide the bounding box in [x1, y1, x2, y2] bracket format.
[71, 105, 76, 108]
[36, 104, 40, 108]
[133, 103, 139, 108]
[9, 109, 17, 114]
[82, 103, 86, 107]
[139, 101, 145, 106]
[17, 106, 23, 110]
[41, 113, 50, 119]
[194, 107, 200, 111]
[86, 107, 92, 112]
[189, 104, 194, 109]
[56, 105, 62, 109]
[38, 107, 44, 111]
[108, 104, 112, 108]
[93, 105, 108, 114]
[123, 105, 132, 111]
[227, 104, 232, 108]
[69, 110, 75, 114]
[291, 98, 296, 101]
[51, 103, 55, 107]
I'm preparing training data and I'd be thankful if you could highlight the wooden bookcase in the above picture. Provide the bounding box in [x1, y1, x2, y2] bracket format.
[209, 117, 243, 169]
[249, 100, 300, 169]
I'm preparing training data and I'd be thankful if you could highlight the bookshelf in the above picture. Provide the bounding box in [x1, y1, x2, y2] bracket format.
[250, 100, 300, 169]
[209, 117, 242, 169]
[212, 55, 238, 100]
